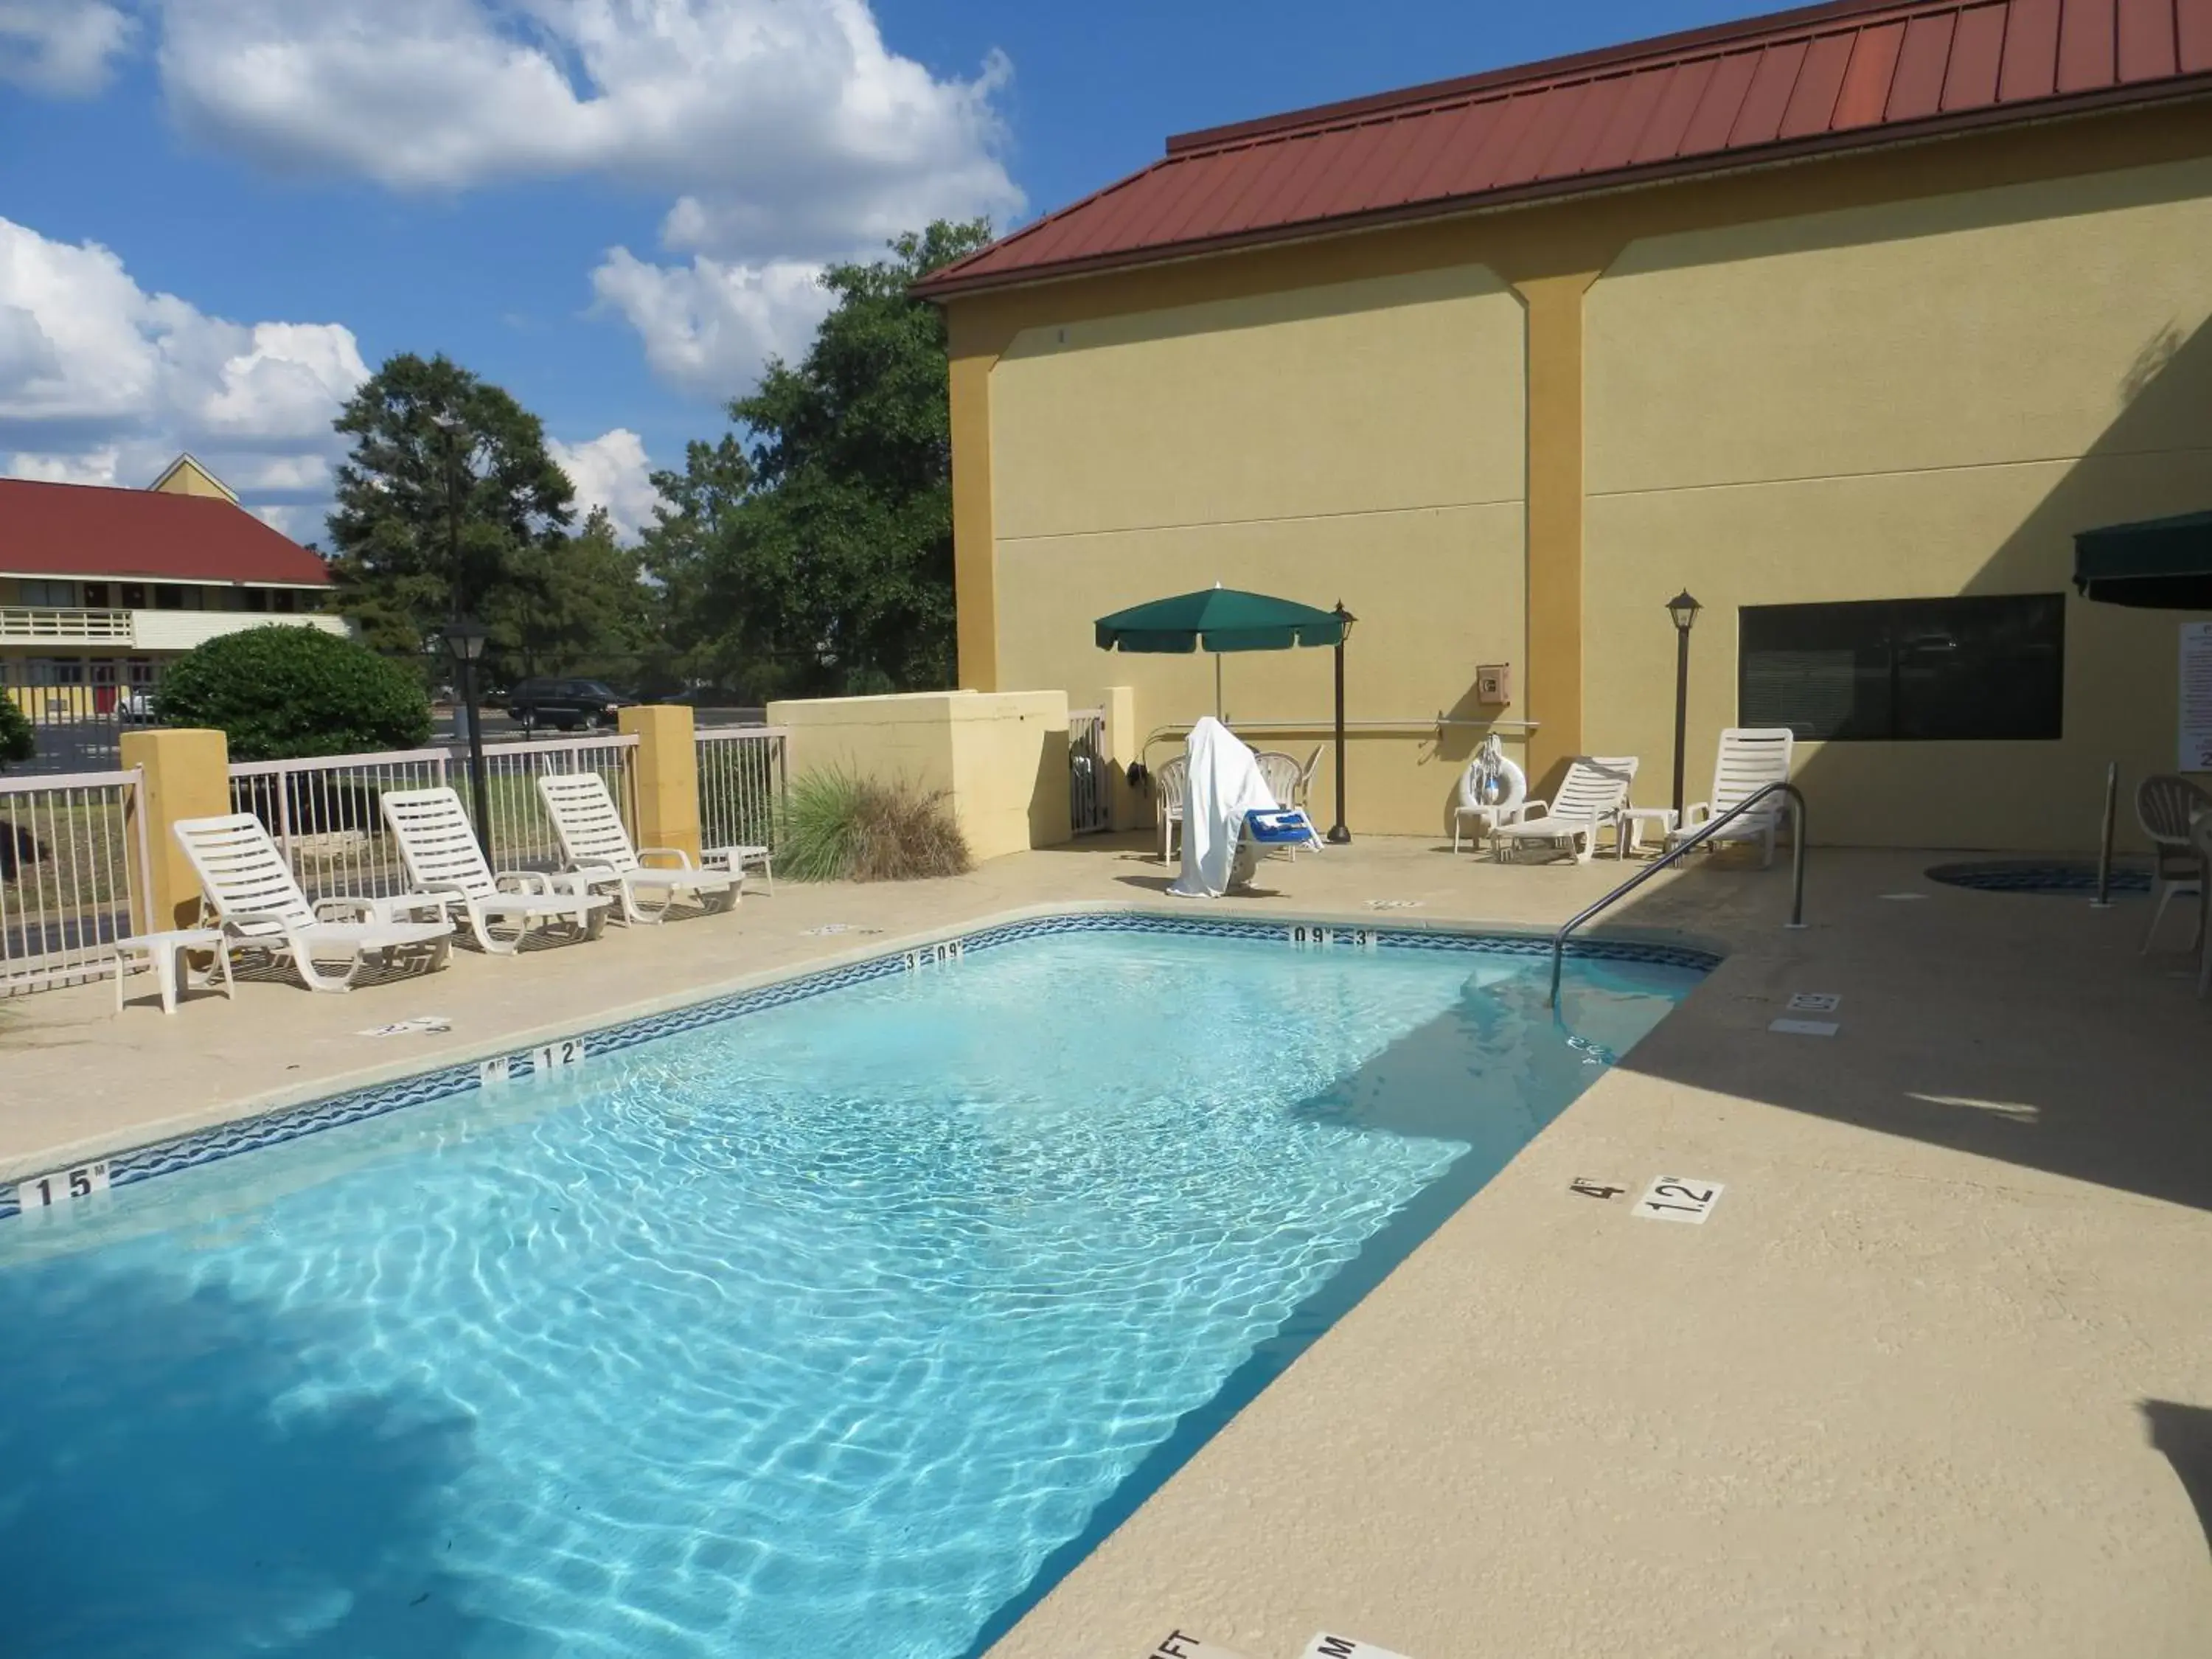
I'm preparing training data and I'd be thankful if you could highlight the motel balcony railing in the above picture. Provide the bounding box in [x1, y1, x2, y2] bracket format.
[0, 607, 348, 651]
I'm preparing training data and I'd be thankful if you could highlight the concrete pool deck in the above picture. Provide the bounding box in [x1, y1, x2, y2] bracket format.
[4, 835, 2210, 1656]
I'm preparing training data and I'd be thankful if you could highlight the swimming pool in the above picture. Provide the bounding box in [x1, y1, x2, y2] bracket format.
[0, 917, 1705, 1658]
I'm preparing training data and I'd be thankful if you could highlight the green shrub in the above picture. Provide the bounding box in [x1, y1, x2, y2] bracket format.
[0, 695, 33, 771]
[777, 768, 972, 882]
[153, 625, 431, 761]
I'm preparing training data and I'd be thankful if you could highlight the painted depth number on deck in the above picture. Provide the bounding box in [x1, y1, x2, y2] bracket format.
[479, 1037, 588, 1088]
[14, 1159, 111, 1214]
[1287, 925, 1380, 951]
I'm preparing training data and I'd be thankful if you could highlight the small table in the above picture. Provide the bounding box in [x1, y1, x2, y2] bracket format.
[114, 928, 234, 1015]
[1615, 807, 1679, 860]
[705, 844, 774, 895]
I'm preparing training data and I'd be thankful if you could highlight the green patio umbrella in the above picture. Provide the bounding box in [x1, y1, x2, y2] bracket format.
[1095, 584, 1355, 841]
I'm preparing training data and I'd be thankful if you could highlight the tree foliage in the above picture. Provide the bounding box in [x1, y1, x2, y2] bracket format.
[326, 352, 578, 662]
[0, 694, 33, 771]
[645, 220, 992, 701]
[489, 509, 661, 686]
[153, 626, 432, 761]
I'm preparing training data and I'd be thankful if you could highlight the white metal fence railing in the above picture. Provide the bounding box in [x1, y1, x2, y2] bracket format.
[226, 735, 639, 907]
[0, 768, 146, 997]
[697, 726, 787, 852]
[471, 734, 639, 874]
[1070, 707, 1110, 834]
[227, 746, 452, 907]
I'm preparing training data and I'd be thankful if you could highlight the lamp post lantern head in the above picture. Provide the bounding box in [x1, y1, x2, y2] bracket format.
[442, 616, 489, 663]
[1666, 589, 1703, 633]
[1332, 600, 1357, 642]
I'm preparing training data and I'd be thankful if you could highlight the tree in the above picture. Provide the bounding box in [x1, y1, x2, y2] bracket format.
[327, 352, 576, 664]
[645, 220, 993, 700]
[0, 694, 33, 771]
[153, 626, 431, 760]
[488, 509, 661, 687]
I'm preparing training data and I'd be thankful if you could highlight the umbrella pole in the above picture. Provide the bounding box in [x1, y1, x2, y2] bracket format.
[1328, 609, 1351, 844]
[1214, 652, 1222, 721]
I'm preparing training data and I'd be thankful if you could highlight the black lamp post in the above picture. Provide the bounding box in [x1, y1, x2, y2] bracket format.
[1666, 589, 1703, 818]
[1327, 601, 1356, 844]
[442, 617, 493, 855]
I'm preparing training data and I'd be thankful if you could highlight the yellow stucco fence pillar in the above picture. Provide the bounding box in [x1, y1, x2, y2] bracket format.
[619, 703, 703, 863]
[120, 727, 230, 931]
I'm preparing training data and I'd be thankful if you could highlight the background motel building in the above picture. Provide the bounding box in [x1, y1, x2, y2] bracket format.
[0, 456, 339, 722]
[919, 0, 2212, 852]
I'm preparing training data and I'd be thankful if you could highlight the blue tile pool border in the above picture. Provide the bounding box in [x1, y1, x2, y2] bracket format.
[3, 912, 1719, 1223]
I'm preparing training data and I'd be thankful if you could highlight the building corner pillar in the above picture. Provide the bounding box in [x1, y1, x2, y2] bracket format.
[1514, 269, 1601, 787]
[949, 344, 1001, 693]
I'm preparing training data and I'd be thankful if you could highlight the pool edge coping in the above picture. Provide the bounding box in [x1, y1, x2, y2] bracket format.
[5, 900, 1727, 1201]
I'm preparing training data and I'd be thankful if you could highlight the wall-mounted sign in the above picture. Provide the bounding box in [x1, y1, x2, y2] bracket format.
[2181, 622, 2212, 771]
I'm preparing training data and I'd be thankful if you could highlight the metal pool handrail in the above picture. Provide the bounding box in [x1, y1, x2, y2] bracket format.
[1548, 780, 1809, 1009]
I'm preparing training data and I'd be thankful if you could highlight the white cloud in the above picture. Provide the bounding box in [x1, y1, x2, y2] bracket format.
[150, 0, 1019, 392]
[0, 215, 368, 535]
[589, 250, 831, 397]
[0, 1, 134, 94]
[158, 1, 1018, 255]
[549, 427, 661, 542]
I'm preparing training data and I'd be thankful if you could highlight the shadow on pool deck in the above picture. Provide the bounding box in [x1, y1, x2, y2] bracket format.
[1566, 841, 2212, 1215]
[0, 1265, 517, 1657]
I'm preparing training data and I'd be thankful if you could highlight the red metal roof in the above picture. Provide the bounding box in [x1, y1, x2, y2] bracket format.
[919, 0, 2212, 297]
[0, 478, 331, 586]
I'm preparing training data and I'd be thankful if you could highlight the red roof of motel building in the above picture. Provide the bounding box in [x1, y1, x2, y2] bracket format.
[917, 0, 2212, 297]
[0, 476, 331, 587]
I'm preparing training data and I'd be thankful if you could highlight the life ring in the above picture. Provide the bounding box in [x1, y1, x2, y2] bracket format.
[1455, 740, 1526, 816]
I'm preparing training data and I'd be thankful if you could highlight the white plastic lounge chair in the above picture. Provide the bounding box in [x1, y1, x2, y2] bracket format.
[2136, 773, 2209, 953]
[1660, 728, 1796, 867]
[173, 813, 453, 993]
[1489, 757, 1638, 863]
[536, 771, 739, 924]
[380, 787, 611, 955]
[1155, 754, 1189, 864]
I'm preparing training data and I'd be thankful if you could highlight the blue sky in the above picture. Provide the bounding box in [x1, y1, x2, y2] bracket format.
[0, 0, 1773, 543]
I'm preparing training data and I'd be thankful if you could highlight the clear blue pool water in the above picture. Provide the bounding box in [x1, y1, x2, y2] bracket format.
[0, 927, 1700, 1659]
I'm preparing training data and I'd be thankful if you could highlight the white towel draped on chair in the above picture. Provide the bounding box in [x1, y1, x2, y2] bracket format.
[1168, 718, 1279, 898]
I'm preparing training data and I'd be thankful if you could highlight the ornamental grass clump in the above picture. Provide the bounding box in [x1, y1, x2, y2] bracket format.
[778, 769, 971, 883]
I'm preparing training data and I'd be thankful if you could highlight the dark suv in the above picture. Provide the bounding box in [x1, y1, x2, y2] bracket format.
[504, 678, 636, 731]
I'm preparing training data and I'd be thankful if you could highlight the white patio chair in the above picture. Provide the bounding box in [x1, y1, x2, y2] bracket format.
[1155, 754, 1189, 864]
[2191, 810, 2212, 996]
[1489, 757, 1638, 863]
[173, 813, 453, 994]
[380, 787, 611, 955]
[1660, 728, 1797, 868]
[1251, 751, 1305, 860]
[1293, 746, 1323, 811]
[2136, 773, 2209, 953]
[536, 771, 739, 924]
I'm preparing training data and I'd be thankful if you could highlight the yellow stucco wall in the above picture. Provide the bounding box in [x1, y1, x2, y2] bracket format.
[988, 267, 1528, 836]
[768, 690, 1072, 863]
[1585, 155, 2212, 851]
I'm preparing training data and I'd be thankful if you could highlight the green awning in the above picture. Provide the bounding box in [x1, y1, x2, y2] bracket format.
[2073, 509, 2212, 609]
[1093, 587, 1346, 653]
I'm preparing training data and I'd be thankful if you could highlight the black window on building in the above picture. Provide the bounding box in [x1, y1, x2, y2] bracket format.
[1739, 594, 2065, 742]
